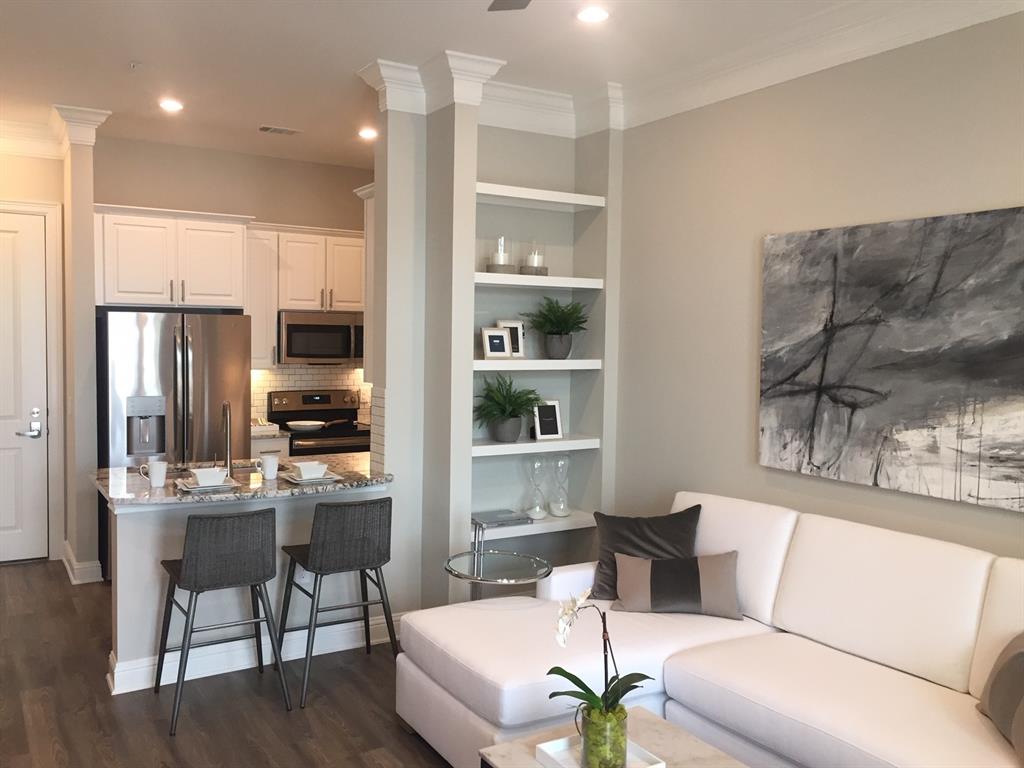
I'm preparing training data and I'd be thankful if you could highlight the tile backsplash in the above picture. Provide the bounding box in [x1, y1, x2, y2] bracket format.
[251, 364, 372, 424]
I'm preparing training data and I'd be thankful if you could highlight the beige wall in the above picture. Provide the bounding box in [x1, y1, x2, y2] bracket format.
[0, 153, 63, 202]
[93, 137, 371, 230]
[617, 14, 1024, 556]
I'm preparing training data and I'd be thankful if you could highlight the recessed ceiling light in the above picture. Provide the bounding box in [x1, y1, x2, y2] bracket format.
[577, 6, 609, 23]
[358, 127, 378, 140]
[159, 98, 184, 113]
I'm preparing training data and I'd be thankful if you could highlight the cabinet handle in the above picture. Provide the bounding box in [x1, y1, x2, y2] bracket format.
[329, 288, 334, 308]
[170, 279, 174, 302]
[320, 288, 325, 309]
[181, 280, 185, 300]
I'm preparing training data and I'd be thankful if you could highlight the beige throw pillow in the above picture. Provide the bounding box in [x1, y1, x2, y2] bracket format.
[611, 551, 741, 620]
[977, 631, 1024, 761]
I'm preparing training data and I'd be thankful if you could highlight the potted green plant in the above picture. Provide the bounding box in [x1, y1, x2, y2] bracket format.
[521, 297, 589, 360]
[473, 374, 545, 443]
[548, 590, 653, 768]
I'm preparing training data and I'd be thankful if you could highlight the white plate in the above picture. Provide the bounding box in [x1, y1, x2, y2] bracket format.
[286, 420, 325, 432]
[175, 477, 242, 493]
[535, 735, 665, 768]
[280, 470, 340, 485]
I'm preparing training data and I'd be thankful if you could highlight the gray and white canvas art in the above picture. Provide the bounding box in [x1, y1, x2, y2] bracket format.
[759, 207, 1024, 512]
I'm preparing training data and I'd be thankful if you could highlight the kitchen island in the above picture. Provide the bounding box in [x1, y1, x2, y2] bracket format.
[95, 454, 392, 695]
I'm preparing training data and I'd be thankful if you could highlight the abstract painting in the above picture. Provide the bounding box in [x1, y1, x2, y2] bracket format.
[759, 207, 1024, 512]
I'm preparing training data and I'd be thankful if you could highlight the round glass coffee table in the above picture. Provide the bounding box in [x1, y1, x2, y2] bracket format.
[445, 549, 552, 599]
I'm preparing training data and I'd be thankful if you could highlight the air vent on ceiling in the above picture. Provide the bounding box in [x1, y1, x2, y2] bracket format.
[258, 124, 302, 136]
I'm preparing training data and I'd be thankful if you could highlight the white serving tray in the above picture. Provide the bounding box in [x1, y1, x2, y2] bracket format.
[535, 735, 665, 768]
[280, 470, 341, 485]
[175, 477, 242, 493]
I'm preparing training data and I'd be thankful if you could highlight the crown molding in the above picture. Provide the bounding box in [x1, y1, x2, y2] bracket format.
[421, 50, 505, 114]
[353, 182, 375, 200]
[625, 1, 1024, 129]
[0, 120, 63, 159]
[478, 81, 576, 138]
[575, 82, 625, 138]
[51, 104, 111, 152]
[357, 60, 425, 114]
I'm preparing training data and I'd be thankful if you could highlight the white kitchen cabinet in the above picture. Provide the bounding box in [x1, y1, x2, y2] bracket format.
[102, 214, 177, 304]
[178, 219, 245, 307]
[326, 235, 364, 310]
[278, 233, 327, 310]
[246, 230, 279, 368]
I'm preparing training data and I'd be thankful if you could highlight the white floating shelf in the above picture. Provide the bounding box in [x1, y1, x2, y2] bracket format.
[474, 272, 604, 290]
[478, 509, 596, 541]
[476, 182, 606, 213]
[473, 359, 602, 372]
[472, 435, 601, 458]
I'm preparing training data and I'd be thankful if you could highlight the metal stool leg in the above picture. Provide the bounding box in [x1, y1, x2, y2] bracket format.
[275, 558, 296, 671]
[154, 577, 175, 692]
[359, 570, 372, 654]
[250, 585, 264, 673]
[376, 567, 399, 658]
[299, 573, 323, 708]
[256, 582, 293, 712]
[169, 591, 198, 736]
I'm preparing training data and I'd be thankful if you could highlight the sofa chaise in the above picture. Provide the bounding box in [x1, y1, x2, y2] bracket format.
[396, 491, 1023, 768]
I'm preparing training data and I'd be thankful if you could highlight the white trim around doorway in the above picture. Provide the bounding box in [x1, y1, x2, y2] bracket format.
[0, 200, 65, 562]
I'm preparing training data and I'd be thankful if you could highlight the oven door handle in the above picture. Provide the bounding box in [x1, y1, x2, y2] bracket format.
[292, 436, 369, 450]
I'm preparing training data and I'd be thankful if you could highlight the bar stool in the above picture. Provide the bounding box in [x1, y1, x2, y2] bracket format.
[154, 508, 292, 735]
[278, 497, 398, 708]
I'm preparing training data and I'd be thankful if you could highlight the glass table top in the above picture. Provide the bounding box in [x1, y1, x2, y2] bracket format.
[445, 549, 553, 585]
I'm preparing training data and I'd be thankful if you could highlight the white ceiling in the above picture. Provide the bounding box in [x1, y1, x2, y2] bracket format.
[1, 0, 1020, 169]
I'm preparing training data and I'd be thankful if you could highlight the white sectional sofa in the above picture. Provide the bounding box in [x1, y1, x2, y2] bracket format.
[396, 492, 1024, 768]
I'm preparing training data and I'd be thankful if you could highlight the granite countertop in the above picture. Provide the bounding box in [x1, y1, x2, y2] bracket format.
[251, 429, 287, 440]
[95, 453, 392, 510]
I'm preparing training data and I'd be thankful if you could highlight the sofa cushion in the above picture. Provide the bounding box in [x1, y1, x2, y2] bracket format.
[772, 513, 993, 691]
[611, 551, 741, 619]
[671, 491, 798, 625]
[970, 558, 1024, 697]
[664, 633, 1019, 768]
[400, 595, 771, 728]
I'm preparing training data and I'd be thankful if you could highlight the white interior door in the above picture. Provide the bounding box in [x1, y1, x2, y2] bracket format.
[0, 213, 49, 561]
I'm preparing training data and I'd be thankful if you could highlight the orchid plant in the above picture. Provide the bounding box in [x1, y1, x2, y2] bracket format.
[547, 588, 653, 717]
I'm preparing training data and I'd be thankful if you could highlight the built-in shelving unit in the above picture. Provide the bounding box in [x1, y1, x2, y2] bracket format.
[481, 509, 596, 541]
[472, 435, 601, 458]
[473, 272, 604, 290]
[476, 182, 605, 213]
[473, 359, 602, 372]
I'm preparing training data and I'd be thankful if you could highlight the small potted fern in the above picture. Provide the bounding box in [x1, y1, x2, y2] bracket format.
[474, 374, 545, 443]
[521, 297, 589, 360]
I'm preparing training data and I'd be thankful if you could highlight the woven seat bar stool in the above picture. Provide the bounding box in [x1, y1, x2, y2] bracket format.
[154, 508, 292, 735]
[278, 497, 398, 708]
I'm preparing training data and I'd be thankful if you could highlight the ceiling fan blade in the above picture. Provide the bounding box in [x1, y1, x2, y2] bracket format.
[487, 0, 531, 10]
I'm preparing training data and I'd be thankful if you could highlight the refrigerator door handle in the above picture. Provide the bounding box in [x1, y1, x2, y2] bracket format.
[184, 330, 194, 464]
[174, 325, 183, 464]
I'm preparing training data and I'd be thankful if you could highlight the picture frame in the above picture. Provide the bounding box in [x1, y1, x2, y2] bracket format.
[533, 400, 563, 440]
[481, 327, 512, 359]
[497, 320, 526, 358]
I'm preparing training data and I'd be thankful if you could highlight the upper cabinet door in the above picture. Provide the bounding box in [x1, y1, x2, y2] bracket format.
[103, 215, 177, 305]
[177, 219, 245, 307]
[325, 235, 365, 310]
[246, 230, 278, 369]
[279, 233, 327, 310]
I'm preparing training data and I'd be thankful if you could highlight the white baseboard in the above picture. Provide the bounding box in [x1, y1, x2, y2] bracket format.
[62, 540, 103, 585]
[107, 611, 404, 695]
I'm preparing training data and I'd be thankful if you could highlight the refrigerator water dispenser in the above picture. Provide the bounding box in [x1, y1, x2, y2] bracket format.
[126, 395, 166, 456]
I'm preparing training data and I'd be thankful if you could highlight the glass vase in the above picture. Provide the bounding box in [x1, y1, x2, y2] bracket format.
[580, 706, 627, 768]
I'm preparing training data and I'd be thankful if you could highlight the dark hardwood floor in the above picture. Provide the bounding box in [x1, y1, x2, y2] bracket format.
[0, 560, 449, 768]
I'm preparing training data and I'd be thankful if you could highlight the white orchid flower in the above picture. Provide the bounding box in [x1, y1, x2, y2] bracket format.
[555, 588, 591, 648]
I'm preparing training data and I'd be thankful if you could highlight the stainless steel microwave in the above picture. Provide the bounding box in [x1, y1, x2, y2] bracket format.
[278, 311, 363, 364]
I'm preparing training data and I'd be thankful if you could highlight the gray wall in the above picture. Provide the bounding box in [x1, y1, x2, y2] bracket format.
[616, 14, 1024, 556]
[94, 137, 372, 229]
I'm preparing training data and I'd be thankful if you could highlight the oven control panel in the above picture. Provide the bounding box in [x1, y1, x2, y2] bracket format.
[268, 389, 361, 413]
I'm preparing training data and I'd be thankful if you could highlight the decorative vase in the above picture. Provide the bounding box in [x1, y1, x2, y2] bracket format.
[581, 706, 627, 768]
[489, 417, 522, 443]
[545, 334, 573, 359]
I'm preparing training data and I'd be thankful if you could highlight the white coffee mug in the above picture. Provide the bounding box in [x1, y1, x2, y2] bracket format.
[256, 451, 280, 480]
[139, 460, 168, 488]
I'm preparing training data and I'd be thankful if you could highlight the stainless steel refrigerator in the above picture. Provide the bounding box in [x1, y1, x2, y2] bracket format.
[98, 310, 251, 469]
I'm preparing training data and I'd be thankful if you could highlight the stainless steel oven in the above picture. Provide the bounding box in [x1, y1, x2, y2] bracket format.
[278, 311, 363, 364]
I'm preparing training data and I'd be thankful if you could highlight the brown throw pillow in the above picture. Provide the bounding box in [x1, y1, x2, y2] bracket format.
[591, 506, 701, 600]
[977, 632, 1024, 761]
[611, 551, 742, 620]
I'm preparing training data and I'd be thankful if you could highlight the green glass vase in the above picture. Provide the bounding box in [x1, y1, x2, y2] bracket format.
[580, 706, 627, 768]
